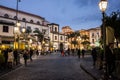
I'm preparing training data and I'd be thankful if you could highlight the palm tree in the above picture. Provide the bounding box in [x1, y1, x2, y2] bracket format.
[81, 35, 90, 49]
[33, 28, 44, 42]
[81, 35, 89, 41]
[71, 31, 80, 49]
[67, 33, 74, 49]
[26, 27, 32, 34]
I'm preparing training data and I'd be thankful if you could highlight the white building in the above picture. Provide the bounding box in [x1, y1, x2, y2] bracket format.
[0, 5, 49, 49]
[88, 27, 101, 47]
[48, 23, 68, 51]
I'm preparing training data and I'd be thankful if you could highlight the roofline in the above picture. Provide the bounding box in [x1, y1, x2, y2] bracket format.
[48, 23, 59, 26]
[0, 5, 45, 20]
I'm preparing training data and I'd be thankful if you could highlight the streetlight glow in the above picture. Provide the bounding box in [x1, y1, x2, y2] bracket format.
[16, 22, 21, 27]
[22, 27, 26, 33]
[99, 0, 108, 12]
[14, 27, 19, 33]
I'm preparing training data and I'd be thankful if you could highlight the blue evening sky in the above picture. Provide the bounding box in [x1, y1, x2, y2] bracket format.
[0, 0, 120, 31]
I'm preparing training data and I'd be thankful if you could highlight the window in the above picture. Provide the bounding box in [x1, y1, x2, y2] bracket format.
[92, 33, 94, 37]
[50, 27, 52, 32]
[60, 36, 63, 40]
[92, 39, 94, 44]
[97, 32, 99, 37]
[30, 20, 34, 23]
[37, 21, 40, 25]
[22, 18, 26, 22]
[14, 16, 17, 20]
[55, 36, 57, 40]
[55, 27, 57, 32]
[3, 26, 9, 32]
[4, 14, 9, 18]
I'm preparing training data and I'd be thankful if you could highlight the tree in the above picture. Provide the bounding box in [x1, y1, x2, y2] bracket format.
[67, 31, 80, 49]
[81, 35, 90, 49]
[33, 28, 44, 42]
[105, 11, 120, 47]
[26, 27, 32, 34]
[81, 35, 89, 41]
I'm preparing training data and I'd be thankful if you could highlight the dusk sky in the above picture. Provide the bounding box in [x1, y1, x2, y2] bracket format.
[0, 0, 120, 31]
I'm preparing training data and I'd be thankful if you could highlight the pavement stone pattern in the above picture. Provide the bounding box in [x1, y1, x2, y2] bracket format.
[80, 56, 103, 80]
[80, 55, 120, 80]
[0, 52, 94, 80]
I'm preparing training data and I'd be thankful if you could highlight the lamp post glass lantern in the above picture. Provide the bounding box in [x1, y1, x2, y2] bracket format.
[99, 0, 108, 78]
[99, 0, 108, 12]
[22, 27, 26, 33]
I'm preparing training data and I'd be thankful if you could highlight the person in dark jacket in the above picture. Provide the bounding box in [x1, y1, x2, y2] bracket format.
[81, 49, 85, 58]
[3, 48, 8, 68]
[91, 48, 97, 66]
[30, 49, 33, 61]
[13, 49, 18, 65]
[77, 49, 81, 59]
[23, 50, 28, 66]
[105, 43, 115, 78]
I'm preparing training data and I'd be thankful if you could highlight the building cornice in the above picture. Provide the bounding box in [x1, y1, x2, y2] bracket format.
[0, 5, 45, 20]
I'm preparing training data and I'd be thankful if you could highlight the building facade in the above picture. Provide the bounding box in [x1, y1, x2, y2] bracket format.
[48, 23, 68, 51]
[88, 27, 101, 47]
[0, 5, 49, 50]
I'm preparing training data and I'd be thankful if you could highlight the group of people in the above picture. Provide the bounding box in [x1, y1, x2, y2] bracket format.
[60, 48, 86, 59]
[0, 48, 19, 69]
[91, 43, 116, 78]
[77, 49, 85, 59]
[0, 48, 40, 69]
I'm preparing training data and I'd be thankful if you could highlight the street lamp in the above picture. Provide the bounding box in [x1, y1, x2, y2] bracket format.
[14, 26, 19, 49]
[22, 27, 26, 33]
[77, 36, 81, 49]
[99, 0, 108, 78]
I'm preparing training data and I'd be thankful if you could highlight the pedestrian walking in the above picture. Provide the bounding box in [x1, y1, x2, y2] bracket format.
[105, 43, 116, 78]
[30, 49, 33, 62]
[77, 49, 81, 59]
[81, 49, 85, 58]
[0, 50, 5, 70]
[7, 49, 14, 68]
[3, 48, 8, 68]
[23, 50, 29, 66]
[67, 48, 70, 56]
[91, 48, 97, 66]
[13, 49, 18, 65]
[61, 50, 64, 56]
[36, 50, 39, 56]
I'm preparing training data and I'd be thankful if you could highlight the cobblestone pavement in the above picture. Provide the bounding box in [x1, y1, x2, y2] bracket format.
[0, 52, 94, 80]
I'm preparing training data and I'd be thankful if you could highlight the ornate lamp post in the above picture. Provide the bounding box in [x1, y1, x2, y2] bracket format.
[14, 26, 19, 49]
[98, 0, 108, 78]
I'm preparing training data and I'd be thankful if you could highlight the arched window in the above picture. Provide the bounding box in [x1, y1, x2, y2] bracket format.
[30, 20, 34, 23]
[22, 18, 26, 22]
[37, 21, 40, 25]
[14, 16, 17, 20]
[4, 14, 9, 18]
